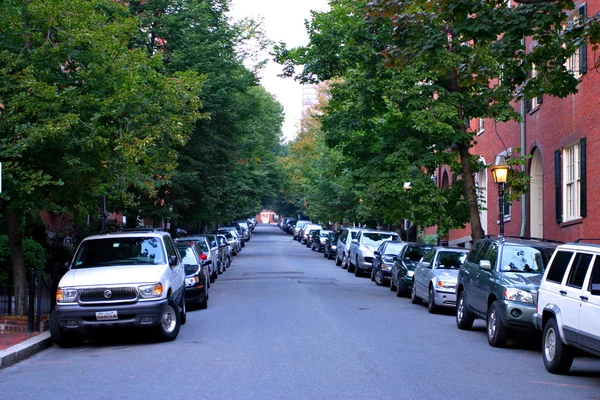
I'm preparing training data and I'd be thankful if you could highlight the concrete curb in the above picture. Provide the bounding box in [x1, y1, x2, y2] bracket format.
[0, 331, 52, 370]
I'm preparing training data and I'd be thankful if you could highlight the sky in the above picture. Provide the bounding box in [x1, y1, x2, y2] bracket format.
[228, 0, 330, 142]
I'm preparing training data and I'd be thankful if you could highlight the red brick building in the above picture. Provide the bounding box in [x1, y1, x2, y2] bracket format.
[431, 0, 598, 247]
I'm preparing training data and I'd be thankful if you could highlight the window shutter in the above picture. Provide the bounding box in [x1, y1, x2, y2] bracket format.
[580, 137, 587, 217]
[538, 95, 543, 105]
[555, 149, 563, 224]
[579, 4, 588, 74]
[525, 98, 532, 113]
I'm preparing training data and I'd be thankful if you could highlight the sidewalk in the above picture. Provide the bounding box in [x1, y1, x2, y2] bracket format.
[0, 319, 53, 370]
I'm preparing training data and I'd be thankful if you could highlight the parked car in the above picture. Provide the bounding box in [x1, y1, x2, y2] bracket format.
[348, 230, 401, 276]
[301, 224, 322, 245]
[176, 242, 209, 309]
[324, 230, 342, 259]
[336, 228, 363, 269]
[50, 229, 186, 347]
[312, 230, 332, 252]
[390, 243, 432, 296]
[216, 234, 232, 269]
[216, 228, 241, 255]
[411, 247, 469, 313]
[223, 225, 244, 247]
[178, 236, 218, 282]
[236, 221, 251, 241]
[371, 241, 404, 286]
[306, 227, 321, 248]
[455, 235, 560, 348]
[533, 240, 600, 374]
[293, 220, 311, 241]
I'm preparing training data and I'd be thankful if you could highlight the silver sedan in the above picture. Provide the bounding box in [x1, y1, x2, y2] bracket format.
[411, 247, 468, 313]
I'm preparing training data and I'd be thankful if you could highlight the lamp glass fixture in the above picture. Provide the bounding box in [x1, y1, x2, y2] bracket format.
[491, 155, 509, 184]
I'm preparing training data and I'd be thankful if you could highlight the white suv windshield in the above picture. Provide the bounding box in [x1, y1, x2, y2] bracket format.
[73, 237, 166, 268]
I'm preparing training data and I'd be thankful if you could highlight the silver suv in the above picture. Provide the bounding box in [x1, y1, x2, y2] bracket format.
[533, 240, 600, 374]
[50, 229, 186, 347]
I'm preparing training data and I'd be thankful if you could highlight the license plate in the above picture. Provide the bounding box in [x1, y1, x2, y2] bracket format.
[96, 311, 118, 321]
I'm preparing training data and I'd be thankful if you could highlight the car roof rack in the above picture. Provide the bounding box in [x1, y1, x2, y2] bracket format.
[482, 234, 563, 244]
[98, 228, 165, 234]
[574, 238, 600, 243]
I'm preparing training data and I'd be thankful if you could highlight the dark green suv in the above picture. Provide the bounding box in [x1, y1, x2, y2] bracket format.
[455, 236, 560, 347]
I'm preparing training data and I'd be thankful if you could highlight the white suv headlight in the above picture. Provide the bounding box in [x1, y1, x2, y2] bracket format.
[56, 289, 78, 303]
[139, 283, 163, 298]
[504, 288, 533, 304]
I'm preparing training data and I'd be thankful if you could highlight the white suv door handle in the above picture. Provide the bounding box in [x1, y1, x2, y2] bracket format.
[559, 290, 567, 296]
[580, 296, 589, 302]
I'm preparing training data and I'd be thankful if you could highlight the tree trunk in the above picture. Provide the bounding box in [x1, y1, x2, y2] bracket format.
[3, 207, 27, 315]
[457, 142, 485, 243]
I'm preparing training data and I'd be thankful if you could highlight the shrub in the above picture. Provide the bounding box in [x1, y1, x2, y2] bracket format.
[0, 235, 47, 282]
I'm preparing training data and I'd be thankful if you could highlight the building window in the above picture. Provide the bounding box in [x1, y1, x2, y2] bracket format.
[530, 64, 540, 109]
[477, 118, 484, 135]
[566, 47, 582, 79]
[563, 143, 580, 221]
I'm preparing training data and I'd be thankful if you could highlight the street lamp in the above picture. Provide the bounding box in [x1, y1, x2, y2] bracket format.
[491, 155, 509, 236]
[403, 181, 412, 242]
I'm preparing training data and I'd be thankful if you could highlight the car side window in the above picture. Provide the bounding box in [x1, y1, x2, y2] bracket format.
[546, 251, 574, 284]
[486, 242, 499, 269]
[566, 252, 593, 289]
[340, 231, 348, 243]
[422, 249, 435, 264]
[163, 235, 178, 262]
[473, 242, 491, 264]
[466, 242, 483, 263]
[589, 256, 600, 291]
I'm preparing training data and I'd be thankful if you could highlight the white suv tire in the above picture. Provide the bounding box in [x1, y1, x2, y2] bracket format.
[542, 318, 574, 374]
[156, 297, 181, 342]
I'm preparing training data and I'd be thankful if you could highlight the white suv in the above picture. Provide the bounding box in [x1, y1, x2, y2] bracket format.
[533, 241, 600, 374]
[50, 229, 186, 347]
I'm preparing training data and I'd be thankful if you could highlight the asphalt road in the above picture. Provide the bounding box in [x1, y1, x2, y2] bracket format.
[0, 224, 598, 400]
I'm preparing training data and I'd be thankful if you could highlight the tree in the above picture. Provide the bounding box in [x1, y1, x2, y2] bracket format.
[277, 0, 596, 241]
[0, 0, 202, 313]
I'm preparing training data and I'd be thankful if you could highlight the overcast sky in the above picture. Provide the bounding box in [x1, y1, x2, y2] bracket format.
[228, 0, 329, 142]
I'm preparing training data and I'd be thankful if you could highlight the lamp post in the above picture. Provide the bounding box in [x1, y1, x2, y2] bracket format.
[490, 155, 509, 236]
[403, 181, 412, 242]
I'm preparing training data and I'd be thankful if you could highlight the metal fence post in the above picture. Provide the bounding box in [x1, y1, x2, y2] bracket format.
[28, 269, 35, 332]
[35, 272, 42, 332]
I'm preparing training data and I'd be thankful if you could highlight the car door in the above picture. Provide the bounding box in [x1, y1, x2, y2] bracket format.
[349, 231, 360, 262]
[561, 251, 594, 343]
[468, 241, 491, 315]
[164, 235, 184, 296]
[579, 256, 600, 352]
[416, 249, 434, 299]
[473, 241, 498, 314]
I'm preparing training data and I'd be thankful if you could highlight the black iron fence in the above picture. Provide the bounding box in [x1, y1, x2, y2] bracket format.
[0, 269, 60, 332]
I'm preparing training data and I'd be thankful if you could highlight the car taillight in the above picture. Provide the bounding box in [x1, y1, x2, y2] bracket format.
[200, 253, 207, 260]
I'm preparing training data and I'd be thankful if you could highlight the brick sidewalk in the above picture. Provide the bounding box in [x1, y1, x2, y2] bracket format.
[0, 331, 42, 351]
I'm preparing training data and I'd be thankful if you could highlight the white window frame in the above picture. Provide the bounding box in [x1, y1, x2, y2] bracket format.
[563, 143, 581, 221]
[477, 118, 485, 135]
[530, 64, 540, 109]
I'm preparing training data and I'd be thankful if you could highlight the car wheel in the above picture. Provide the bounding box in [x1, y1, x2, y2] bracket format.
[199, 282, 208, 310]
[396, 279, 403, 297]
[347, 256, 355, 273]
[487, 301, 508, 347]
[456, 291, 475, 330]
[50, 311, 86, 348]
[543, 317, 574, 374]
[180, 292, 187, 325]
[354, 257, 361, 276]
[427, 286, 440, 314]
[311, 244, 316, 251]
[375, 270, 386, 286]
[342, 255, 348, 270]
[155, 297, 181, 342]
[336, 254, 342, 266]
[323, 249, 328, 257]
[390, 274, 397, 292]
[410, 283, 422, 304]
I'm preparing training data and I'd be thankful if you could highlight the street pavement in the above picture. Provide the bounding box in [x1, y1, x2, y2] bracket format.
[0, 224, 598, 399]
